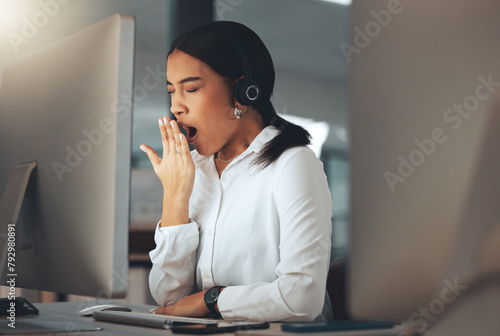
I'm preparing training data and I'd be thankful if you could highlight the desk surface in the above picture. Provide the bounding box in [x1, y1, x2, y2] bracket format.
[4, 300, 283, 336]
[4, 301, 410, 336]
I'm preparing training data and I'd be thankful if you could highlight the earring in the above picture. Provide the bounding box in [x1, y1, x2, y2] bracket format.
[234, 106, 242, 119]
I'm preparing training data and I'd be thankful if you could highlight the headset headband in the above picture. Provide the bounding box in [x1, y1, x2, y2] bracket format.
[218, 26, 262, 106]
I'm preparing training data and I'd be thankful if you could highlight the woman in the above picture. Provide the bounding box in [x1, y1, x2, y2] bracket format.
[140, 21, 333, 322]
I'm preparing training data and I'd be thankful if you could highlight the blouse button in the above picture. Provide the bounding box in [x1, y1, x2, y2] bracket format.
[204, 273, 210, 279]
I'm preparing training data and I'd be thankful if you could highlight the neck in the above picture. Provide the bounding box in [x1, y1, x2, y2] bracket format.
[217, 116, 265, 160]
[214, 113, 265, 175]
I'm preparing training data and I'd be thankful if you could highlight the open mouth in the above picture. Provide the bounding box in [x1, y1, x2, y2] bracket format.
[184, 126, 198, 143]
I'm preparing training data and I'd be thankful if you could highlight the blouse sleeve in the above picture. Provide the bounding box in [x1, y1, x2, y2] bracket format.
[148, 221, 200, 306]
[217, 148, 333, 322]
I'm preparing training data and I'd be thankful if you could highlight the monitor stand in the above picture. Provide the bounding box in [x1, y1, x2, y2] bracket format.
[0, 161, 38, 316]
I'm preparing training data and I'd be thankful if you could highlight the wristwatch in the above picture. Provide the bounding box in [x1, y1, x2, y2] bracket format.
[204, 286, 225, 316]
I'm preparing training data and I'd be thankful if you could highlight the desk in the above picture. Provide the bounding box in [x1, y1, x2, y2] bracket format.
[3, 301, 410, 336]
[3, 300, 281, 336]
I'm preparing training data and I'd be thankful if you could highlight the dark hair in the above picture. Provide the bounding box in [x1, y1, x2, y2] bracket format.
[168, 21, 310, 168]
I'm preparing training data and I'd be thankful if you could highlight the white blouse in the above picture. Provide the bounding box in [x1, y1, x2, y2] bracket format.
[149, 126, 333, 322]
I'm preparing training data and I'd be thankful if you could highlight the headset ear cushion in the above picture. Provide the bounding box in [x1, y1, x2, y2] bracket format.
[234, 78, 261, 106]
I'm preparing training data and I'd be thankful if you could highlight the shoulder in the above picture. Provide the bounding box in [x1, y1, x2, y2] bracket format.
[271, 145, 329, 189]
[274, 145, 323, 171]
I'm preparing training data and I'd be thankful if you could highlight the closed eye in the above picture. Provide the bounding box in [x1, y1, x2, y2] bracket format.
[186, 88, 198, 93]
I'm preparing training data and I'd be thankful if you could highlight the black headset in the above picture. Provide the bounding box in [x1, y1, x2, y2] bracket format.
[219, 27, 263, 106]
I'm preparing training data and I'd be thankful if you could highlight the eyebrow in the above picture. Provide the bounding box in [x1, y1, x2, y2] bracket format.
[166, 76, 203, 86]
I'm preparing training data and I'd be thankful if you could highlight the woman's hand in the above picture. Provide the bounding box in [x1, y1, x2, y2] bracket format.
[150, 290, 210, 317]
[140, 116, 195, 226]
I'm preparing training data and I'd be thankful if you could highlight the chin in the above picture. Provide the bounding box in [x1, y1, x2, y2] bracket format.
[192, 143, 209, 156]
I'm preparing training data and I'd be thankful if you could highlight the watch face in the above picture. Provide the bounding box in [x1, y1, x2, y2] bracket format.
[205, 288, 219, 304]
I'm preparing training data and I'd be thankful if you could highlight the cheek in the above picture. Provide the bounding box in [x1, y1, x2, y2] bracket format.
[200, 85, 233, 111]
[194, 95, 232, 127]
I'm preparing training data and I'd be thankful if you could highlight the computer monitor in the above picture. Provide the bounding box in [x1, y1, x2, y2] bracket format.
[0, 14, 135, 299]
[348, 0, 500, 324]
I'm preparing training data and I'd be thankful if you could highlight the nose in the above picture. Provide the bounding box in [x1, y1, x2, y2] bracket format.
[170, 95, 187, 117]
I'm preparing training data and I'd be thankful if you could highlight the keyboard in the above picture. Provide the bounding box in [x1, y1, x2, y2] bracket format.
[92, 310, 220, 329]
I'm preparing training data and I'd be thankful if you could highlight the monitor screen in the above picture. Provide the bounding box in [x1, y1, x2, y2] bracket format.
[0, 14, 135, 298]
[348, 0, 500, 325]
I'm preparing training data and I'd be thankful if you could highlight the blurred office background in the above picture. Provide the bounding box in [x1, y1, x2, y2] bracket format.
[0, 0, 350, 303]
